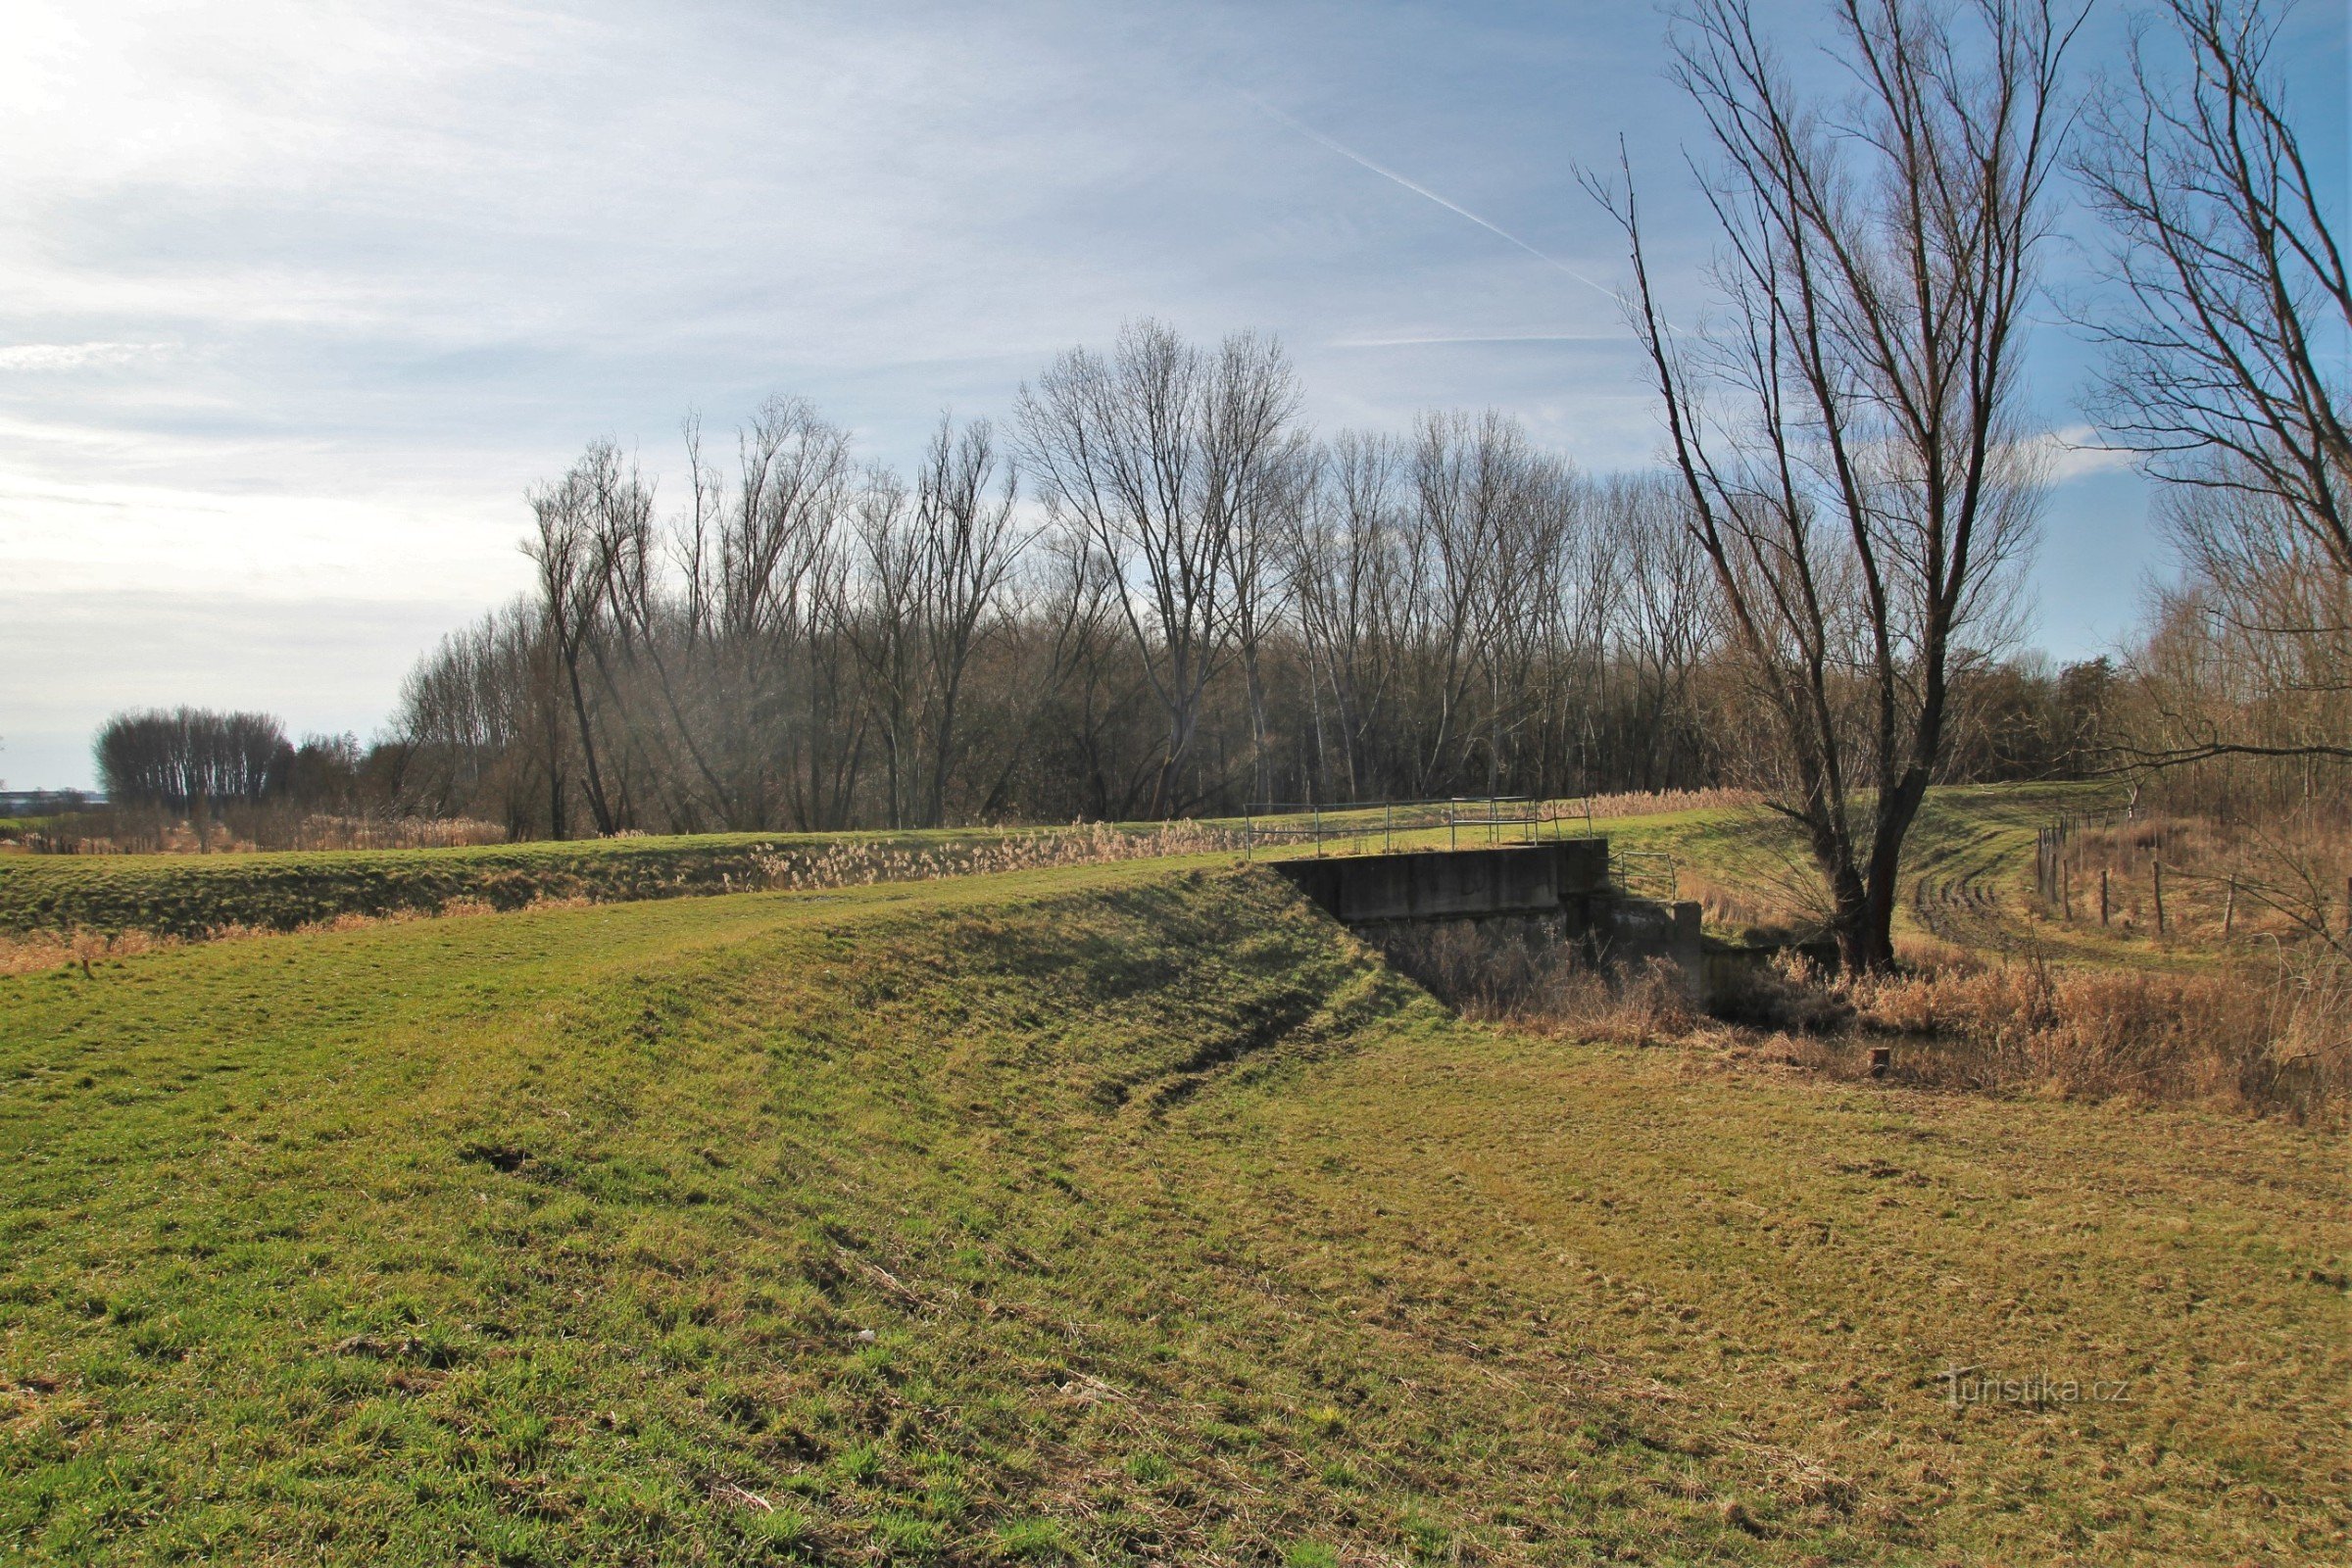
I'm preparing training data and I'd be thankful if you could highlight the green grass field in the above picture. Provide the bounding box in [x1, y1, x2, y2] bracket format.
[3, 857, 2343, 1564]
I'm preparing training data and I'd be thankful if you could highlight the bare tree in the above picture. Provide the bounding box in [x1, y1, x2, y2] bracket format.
[526, 455, 618, 836]
[1605, 473, 1717, 789]
[911, 416, 1025, 826]
[2080, 0, 2351, 768]
[2081, 0, 2349, 575]
[1287, 431, 1405, 799]
[1592, 0, 2078, 970]
[717, 396, 854, 827]
[845, 466, 923, 826]
[1016, 320, 1303, 815]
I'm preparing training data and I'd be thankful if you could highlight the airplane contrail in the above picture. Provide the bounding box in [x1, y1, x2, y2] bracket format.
[1245, 94, 1623, 307]
[1332, 331, 1618, 348]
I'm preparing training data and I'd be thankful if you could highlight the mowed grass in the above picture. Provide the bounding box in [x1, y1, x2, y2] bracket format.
[1, 862, 2345, 1564]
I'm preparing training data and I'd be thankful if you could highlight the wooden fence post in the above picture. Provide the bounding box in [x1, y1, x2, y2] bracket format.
[2100, 867, 2110, 927]
[2153, 859, 2166, 935]
[2223, 877, 2236, 937]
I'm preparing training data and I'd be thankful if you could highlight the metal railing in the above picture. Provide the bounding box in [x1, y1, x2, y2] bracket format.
[1241, 796, 1603, 858]
[1610, 848, 1679, 903]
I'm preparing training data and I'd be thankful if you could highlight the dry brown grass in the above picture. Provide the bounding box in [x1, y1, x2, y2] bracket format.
[1373, 913, 2349, 1124]
[1847, 948, 2350, 1121]
[24, 812, 511, 855]
[0, 893, 600, 977]
[1574, 786, 1764, 819]
[1374, 916, 1698, 1044]
[0, 822, 1241, 976]
[1683, 869, 1809, 938]
[0, 927, 177, 978]
[749, 819, 1243, 891]
[2059, 806, 2352, 947]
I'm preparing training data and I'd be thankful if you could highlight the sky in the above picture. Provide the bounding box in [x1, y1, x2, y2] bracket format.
[2, 0, 2345, 790]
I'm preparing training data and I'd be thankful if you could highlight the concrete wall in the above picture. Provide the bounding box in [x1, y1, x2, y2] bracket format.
[1269, 840, 1609, 924]
[1595, 896, 1705, 1000]
[1267, 840, 1708, 1001]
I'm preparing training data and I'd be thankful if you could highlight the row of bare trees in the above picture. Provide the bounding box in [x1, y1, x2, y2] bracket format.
[388, 340, 1765, 838]
[96, 709, 292, 814]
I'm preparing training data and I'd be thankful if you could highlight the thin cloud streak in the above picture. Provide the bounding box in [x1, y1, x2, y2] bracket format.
[1245, 93, 1626, 307]
[1331, 331, 1624, 348]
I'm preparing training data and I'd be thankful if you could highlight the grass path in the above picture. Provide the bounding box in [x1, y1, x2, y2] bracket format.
[3, 860, 2343, 1564]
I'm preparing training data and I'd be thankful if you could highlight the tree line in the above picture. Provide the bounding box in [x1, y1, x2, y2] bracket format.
[95, 710, 366, 817]
[376, 329, 2116, 847]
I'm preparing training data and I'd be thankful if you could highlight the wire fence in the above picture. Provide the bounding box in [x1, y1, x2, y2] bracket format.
[2034, 808, 2350, 944]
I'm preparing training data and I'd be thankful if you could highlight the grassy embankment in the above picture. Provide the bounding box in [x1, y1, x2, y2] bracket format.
[3, 859, 2343, 1564]
[0, 824, 1229, 944]
[0, 784, 2082, 949]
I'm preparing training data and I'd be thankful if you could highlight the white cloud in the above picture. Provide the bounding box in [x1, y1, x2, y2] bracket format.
[0, 341, 173, 370]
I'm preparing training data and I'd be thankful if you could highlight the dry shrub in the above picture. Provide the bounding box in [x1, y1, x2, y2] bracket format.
[1367, 904, 2347, 1124]
[1575, 788, 1763, 820]
[749, 820, 1244, 892]
[24, 812, 509, 856]
[1707, 951, 1854, 1035]
[1376, 916, 1696, 1044]
[2058, 805, 2350, 945]
[1848, 952, 2349, 1122]
[0, 928, 175, 978]
[1683, 871, 1806, 942]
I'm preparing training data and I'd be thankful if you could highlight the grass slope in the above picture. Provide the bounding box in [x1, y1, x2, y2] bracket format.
[0, 826, 1185, 940]
[1, 863, 2344, 1564]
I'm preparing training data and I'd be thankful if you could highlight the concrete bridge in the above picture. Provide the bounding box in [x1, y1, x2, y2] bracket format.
[1265, 838, 1704, 993]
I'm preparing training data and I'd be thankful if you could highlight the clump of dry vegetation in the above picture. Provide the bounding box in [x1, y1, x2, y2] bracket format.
[0, 895, 603, 979]
[1571, 787, 1763, 821]
[751, 819, 1242, 890]
[19, 811, 511, 856]
[0, 820, 1244, 974]
[1375, 916, 1697, 1045]
[1379, 913, 2349, 1124]
[1846, 947, 2349, 1122]
[2048, 803, 2352, 947]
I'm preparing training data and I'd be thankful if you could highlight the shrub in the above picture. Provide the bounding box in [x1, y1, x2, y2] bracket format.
[1375, 916, 1695, 1045]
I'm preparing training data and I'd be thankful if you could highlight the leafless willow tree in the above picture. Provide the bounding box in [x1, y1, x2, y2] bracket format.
[1592, 0, 2080, 970]
[2079, 0, 2351, 769]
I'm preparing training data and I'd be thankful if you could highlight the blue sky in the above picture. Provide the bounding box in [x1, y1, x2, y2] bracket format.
[3, 0, 2344, 788]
